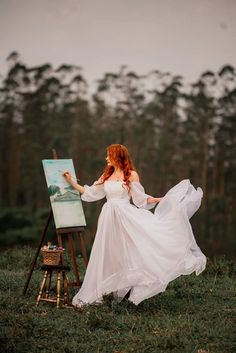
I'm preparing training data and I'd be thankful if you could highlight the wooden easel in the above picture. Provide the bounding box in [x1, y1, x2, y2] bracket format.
[56, 227, 88, 286]
[22, 149, 88, 295]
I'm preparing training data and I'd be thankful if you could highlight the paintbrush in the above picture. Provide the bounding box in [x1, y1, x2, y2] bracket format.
[58, 170, 80, 182]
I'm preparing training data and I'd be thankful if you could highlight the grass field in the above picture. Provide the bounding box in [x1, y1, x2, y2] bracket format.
[0, 247, 235, 353]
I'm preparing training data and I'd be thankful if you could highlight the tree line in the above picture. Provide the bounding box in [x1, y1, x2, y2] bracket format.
[0, 52, 236, 257]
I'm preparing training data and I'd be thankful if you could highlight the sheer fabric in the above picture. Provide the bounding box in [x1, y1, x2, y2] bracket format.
[73, 179, 206, 306]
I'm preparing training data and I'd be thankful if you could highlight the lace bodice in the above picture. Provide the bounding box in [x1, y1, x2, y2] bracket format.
[104, 181, 129, 200]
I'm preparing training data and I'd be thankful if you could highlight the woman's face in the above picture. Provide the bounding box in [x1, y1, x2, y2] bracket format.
[106, 153, 115, 167]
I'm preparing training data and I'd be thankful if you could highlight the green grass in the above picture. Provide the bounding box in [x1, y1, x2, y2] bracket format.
[0, 247, 236, 353]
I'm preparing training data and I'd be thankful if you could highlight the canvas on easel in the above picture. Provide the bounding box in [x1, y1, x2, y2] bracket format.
[23, 154, 87, 296]
[42, 159, 86, 228]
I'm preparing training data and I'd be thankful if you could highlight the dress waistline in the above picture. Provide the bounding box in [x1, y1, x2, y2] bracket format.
[106, 198, 130, 205]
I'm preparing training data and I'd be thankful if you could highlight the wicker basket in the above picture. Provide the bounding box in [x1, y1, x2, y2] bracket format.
[41, 249, 62, 265]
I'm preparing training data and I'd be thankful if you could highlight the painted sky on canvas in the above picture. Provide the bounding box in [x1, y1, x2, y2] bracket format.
[42, 160, 76, 189]
[1, 0, 236, 87]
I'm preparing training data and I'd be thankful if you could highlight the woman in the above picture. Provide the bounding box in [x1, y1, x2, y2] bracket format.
[63, 144, 206, 307]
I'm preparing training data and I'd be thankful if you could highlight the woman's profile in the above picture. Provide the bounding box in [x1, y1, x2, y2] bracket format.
[63, 144, 206, 307]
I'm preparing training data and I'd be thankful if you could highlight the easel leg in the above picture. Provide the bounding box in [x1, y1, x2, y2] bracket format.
[55, 228, 87, 288]
[57, 233, 64, 264]
[67, 233, 80, 286]
[78, 232, 88, 267]
[23, 210, 53, 296]
[63, 271, 69, 305]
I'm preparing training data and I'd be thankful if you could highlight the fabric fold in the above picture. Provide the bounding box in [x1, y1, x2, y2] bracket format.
[72, 179, 206, 307]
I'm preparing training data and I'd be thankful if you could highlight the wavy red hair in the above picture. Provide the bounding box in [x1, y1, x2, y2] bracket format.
[100, 144, 135, 191]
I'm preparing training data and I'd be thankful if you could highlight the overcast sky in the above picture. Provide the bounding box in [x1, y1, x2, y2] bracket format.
[1, 0, 236, 86]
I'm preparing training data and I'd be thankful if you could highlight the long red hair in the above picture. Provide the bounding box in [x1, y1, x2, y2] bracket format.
[100, 144, 135, 191]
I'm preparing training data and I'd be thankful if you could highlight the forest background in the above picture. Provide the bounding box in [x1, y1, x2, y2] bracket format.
[0, 52, 235, 258]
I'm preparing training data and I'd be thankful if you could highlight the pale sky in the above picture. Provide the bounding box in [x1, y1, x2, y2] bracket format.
[1, 0, 236, 87]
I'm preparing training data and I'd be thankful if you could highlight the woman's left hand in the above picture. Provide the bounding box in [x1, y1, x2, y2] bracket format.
[147, 197, 162, 204]
[153, 197, 162, 203]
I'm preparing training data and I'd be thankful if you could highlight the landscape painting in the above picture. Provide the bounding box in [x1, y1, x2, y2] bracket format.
[42, 159, 86, 228]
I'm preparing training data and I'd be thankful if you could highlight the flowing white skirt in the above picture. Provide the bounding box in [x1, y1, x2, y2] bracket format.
[72, 180, 207, 306]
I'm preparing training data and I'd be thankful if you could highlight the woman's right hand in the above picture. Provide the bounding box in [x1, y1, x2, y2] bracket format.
[63, 171, 72, 182]
[62, 171, 84, 194]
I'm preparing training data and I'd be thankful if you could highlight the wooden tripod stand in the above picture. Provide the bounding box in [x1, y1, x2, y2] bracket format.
[22, 207, 88, 295]
[22, 149, 88, 295]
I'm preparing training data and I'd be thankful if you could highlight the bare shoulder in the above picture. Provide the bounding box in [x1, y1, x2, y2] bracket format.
[129, 170, 140, 182]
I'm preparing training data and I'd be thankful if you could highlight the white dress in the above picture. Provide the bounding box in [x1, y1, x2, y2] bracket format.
[72, 179, 206, 306]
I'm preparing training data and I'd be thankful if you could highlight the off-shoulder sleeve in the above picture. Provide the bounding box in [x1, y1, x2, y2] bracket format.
[81, 181, 106, 202]
[130, 181, 157, 210]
